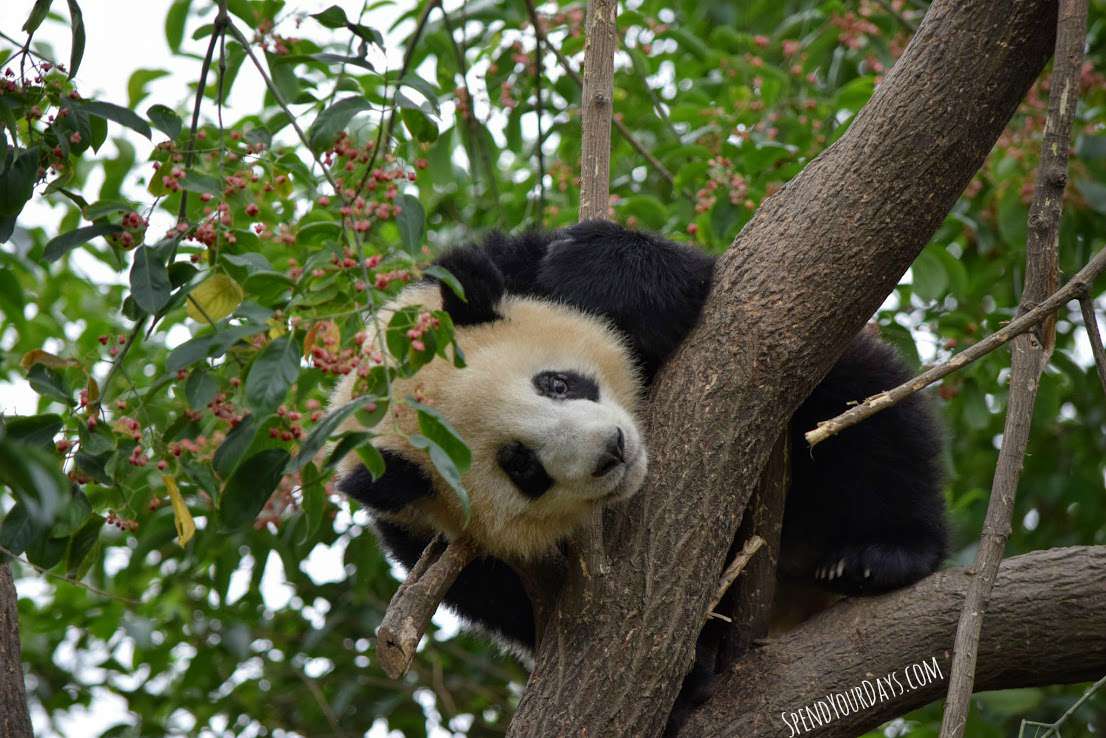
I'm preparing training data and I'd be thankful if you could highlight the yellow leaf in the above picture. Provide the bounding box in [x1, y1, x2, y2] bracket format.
[20, 349, 79, 371]
[186, 273, 244, 323]
[163, 475, 196, 547]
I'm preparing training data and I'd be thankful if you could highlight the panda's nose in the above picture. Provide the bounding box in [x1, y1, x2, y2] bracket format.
[592, 428, 626, 477]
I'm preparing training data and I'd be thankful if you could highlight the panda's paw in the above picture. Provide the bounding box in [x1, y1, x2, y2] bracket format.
[813, 543, 939, 596]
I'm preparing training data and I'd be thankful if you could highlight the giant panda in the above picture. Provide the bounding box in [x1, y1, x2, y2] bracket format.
[331, 219, 947, 658]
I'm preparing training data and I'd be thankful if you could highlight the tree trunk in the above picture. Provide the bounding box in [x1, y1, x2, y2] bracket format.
[506, 0, 1059, 736]
[0, 564, 33, 738]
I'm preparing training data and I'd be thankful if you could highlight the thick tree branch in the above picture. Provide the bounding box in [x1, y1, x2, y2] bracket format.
[375, 536, 476, 679]
[0, 564, 33, 738]
[507, 1, 1059, 736]
[940, 3, 1085, 734]
[806, 245, 1106, 447]
[674, 546, 1106, 738]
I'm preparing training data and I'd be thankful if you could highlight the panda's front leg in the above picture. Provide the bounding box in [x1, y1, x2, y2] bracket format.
[812, 534, 947, 596]
[338, 450, 435, 513]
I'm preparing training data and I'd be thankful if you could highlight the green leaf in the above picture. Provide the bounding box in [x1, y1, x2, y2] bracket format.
[354, 443, 385, 480]
[130, 245, 172, 313]
[165, 0, 192, 53]
[27, 364, 71, 405]
[66, 0, 85, 78]
[166, 334, 217, 373]
[311, 5, 348, 28]
[401, 107, 438, 142]
[301, 462, 326, 538]
[147, 104, 182, 139]
[184, 369, 218, 409]
[423, 265, 465, 302]
[22, 0, 53, 34]
[220, 449, 289, 530]
[213, 414, 260, 478]
[287, 395, 381, 474]
[310, 52, 376, 72]
[43, 223, 122, 262]
[0, 504, 46, 558]
[408, 399, 470, 473]
[306, 96, 373, 151]
[49, 490, 91, 537]
[0, 438, 68, 525]
[323, 431, 371, 470]
[128, 69, 171, 108]
[910, 249, 948, 302]
[4, 414, 62, 450]
[0, 148, 41, 218]
[245, 336, 301, 414]
[64, 513, 103, 578]
[75, 100, 152, 139]
[409, 433, 469, 517]
[0, 268, 25, 326]
[395, 194, 425, 251]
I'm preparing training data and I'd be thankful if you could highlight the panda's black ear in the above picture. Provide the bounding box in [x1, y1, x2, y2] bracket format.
[431, 245, 506, 326]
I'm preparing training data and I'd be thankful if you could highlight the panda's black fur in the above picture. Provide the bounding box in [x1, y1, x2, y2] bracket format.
[340, 220, 946, 656]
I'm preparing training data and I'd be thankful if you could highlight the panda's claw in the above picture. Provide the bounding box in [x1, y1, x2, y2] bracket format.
[835, 559, 846, 579]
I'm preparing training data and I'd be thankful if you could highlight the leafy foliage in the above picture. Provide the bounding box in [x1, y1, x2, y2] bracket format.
[1, 1, 1105, 736]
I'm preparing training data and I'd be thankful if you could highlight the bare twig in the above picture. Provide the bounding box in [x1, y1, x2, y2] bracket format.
[705, 536, 764, 619]
[522, 0, 681, 193]
[376, 536, 477, 679]
[533, 27, 546, 221]
[1023, 672, 1106, 738]
[939, 2, 1087, 736]
[0, 545, 137, 605]
[1079, 293, 1106, 397]
[805, 245, 1106, 446]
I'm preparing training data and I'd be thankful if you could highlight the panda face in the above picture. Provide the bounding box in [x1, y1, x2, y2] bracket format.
[493, 369, 647, 503]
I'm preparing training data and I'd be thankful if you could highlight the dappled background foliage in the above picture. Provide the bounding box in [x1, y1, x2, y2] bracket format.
[1, 0, 1105, 736]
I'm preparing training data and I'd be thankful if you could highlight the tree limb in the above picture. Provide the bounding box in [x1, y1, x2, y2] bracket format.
[674, 546, 1106, 738]
[0, 564, 33, 738]
[507, 2, 1059, 736]
[939, 2, 1085, 733]
[805, 245, 1106, 447]
[375, 536, 476, 679]
[577, 0, 618, 222]
[1079, 294, 1106, 398]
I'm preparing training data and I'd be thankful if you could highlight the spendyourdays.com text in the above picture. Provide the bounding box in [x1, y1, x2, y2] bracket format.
[780, 656, 945, 736]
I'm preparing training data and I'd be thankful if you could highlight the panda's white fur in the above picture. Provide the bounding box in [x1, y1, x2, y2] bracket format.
[330, 283, 648, 560]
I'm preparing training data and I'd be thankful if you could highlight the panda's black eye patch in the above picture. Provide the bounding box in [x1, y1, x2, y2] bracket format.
[496, 441, 554, 499]
[532, 370, 599, 402]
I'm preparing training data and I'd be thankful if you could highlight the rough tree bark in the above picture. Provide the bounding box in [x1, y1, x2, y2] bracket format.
[675, 546, 1106, 738]
[506, 1, 1060, 736]
[0, 564, 33, 738]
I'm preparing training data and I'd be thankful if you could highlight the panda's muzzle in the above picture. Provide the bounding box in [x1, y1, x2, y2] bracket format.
[592, 427, 626, 477]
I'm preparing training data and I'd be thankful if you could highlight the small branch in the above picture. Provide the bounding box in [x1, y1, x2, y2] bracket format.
[0, 545, 137, 605]
[176, 4, 229, 230]
[376, 536, 477, 679]
[939, 2, 1087, 735]
[1031, 672, 1106, 738]
[225, 21, 342, 196]
[704, 536, 764, 619]
[1079, 293, 1106, 398]
[805, 245, 1106, 447]
[522, 0, 681, 193]
[533, 27, 546, 221]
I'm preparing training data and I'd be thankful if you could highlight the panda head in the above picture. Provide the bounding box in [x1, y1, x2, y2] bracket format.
[335, 248, 648, 559]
